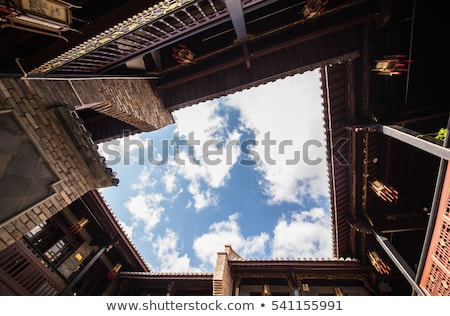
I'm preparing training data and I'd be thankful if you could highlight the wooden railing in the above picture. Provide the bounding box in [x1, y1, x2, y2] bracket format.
[0, 238, 67, 295]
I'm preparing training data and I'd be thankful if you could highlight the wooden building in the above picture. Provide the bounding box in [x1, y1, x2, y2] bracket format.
[1, 0, 449, 295]
[0, 189, 150, 295]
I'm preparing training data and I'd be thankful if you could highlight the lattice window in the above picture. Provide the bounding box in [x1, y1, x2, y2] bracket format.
[420, 166, 450, 295]
[423, 262, 450, 296]
[445, 196, 450, 218]
[434, 221, 450, 268]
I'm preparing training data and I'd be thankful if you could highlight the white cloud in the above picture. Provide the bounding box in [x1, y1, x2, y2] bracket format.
[162, 171, 177, 193]
[98, 133, 145, 166]
[153, 229, 200, 272]
[170, 100, 242, 210]
[188, 181, 217, 211]
[271, 208, 332, 259]
[124, 192, 165, 238]
[225, 70, 329, 205]
[131, 166, 156, 190]
[192, 213, 269, 270]
[174, 99, 226, 147]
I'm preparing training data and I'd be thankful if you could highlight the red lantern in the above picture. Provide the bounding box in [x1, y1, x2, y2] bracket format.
[369, 179, 399, 203]
[368, 250, 391, 275]
[107, 263, 122, 279]
[69, 218, 89, 235]
[172, 44, 195, 65]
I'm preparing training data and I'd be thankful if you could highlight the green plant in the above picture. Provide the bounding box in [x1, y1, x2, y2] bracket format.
[416, 128, 447, 146]
[434, 128, 447, 145]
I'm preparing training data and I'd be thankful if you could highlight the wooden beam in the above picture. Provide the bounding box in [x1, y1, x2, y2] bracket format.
[376, 214, 427, 233]
[224, 0, 248, 43]
[151, 50, 163, 72]
[224, 0, 251, 68]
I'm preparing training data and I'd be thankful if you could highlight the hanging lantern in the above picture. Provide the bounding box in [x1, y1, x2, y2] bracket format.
[371, 54, 412, 76]
[333, 286, 345, 296]
[107, 263, 122, 279]
[301, 0, 329, 19]
[369, 179, 399, 203]
[69, 218, 89, 235]
[172, 44, 195, 65]
[261, 283, 271, 296]
[368, 250, 391, 275]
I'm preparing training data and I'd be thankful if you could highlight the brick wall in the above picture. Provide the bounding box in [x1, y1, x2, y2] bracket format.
[31, 79, 174, 132]
[0, 78, 116, 250]
[213, 245, 242, 296]
[213, 251, 229, 296]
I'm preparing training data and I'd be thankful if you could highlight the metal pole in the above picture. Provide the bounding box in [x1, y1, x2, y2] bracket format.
[371, 228, 425, 296]
[378, 124, 450, 161]
[404, 0, 416, 104]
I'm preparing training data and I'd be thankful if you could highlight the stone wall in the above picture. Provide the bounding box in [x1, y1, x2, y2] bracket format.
[0, 78, 113, 249]
[0, 77, 174, 250]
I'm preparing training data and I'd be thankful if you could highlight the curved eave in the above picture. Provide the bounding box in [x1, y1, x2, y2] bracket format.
[84, 190, 151, 272]
[322, 62, 354, 259]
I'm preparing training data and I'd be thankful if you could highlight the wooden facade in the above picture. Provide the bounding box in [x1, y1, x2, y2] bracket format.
[1, 0, 449, 295]
[0, 190, 149, 295]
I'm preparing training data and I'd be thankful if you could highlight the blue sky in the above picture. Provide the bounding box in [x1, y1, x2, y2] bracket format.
[98, 68, 332, 272]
